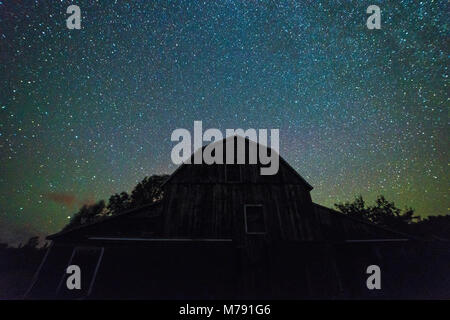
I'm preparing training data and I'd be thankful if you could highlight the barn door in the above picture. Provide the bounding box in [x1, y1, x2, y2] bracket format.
[55, 246, 104, 299]
[240, 204, 270, 297]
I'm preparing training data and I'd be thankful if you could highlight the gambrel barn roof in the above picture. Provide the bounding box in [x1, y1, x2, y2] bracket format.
[163, 135, 313, 189]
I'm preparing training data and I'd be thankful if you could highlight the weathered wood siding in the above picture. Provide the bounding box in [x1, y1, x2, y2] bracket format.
[161, 161, 321, 242]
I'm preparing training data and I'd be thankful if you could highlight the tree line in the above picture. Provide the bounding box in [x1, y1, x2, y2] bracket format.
[63, 174, 169, 231]
[335, 195, 449, 240]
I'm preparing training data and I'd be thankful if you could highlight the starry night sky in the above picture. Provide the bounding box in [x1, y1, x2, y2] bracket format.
[0, 1, 448, 245]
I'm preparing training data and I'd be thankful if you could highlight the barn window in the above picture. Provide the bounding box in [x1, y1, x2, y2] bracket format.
[225, 164, 241, 182]
[244, 205, 266, 234]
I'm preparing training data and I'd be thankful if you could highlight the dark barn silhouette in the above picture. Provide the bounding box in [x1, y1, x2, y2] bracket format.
[26, 136, 450, 299]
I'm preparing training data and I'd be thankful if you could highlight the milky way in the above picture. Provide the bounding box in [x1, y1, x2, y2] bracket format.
[0, 1, 448, 245]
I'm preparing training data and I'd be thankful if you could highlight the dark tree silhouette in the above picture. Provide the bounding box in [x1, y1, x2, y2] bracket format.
[335, 195, 420, 232]
[23, 236, 40, 249]
[335, 195, 418, 232]
[129, 174, 169, 208]
[368, 196, 416, 230]
[107, 191, 130, 214]
[64, 174, 169, 230]
[63, 200, 106, 231]
[334, 195, 370, 222]
[335, 195, 450, 239]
